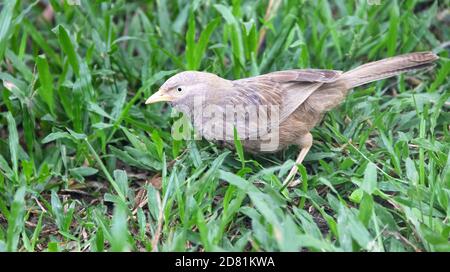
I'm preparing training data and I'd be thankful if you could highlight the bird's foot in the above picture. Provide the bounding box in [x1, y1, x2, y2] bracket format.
[282, 164, 300, 187]
[282, 133, 312, 188]
[288, 179, 301, 187]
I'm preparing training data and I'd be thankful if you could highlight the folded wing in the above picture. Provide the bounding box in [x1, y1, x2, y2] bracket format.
[200, 69, 342, 140]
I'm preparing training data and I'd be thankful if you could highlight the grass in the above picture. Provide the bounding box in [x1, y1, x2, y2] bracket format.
[0, 0, 449, 252]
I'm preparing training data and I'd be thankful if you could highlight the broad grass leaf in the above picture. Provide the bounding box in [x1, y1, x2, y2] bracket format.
[6, 186, 26, 252]
[36, 55, 55, 115]
[150, 130, 164, 160]
[361, 162, 377, 195]
[113, 170, 129, 199]
[56, 25, 79, 76]
[358, 193, 374, 227]
[405, 157, 419, 185]
[41, 131, 73, 144]
[0, 0, 17, 59]
[233, 126, 245, 169]
[6, 113, 19, 178]
[110, 202, 130, 252]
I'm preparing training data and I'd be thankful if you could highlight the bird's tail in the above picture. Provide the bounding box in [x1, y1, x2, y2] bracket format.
[339, 51, 439, 89]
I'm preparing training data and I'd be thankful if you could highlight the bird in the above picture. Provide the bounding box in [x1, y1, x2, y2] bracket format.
[145, 51, 438, 186]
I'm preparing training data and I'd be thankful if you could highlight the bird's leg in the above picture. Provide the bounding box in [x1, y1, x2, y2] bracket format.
[283, 133, 313, 187]
[283, 147, 311, 187]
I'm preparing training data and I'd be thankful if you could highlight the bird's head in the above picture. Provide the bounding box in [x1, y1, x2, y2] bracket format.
[145, 71, 227, 106]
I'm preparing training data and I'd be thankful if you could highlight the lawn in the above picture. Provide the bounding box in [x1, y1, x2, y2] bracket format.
[0, 0, 449, 252]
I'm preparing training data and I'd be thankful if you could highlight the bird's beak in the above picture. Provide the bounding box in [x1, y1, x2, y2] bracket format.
[145, 89, 174, 104]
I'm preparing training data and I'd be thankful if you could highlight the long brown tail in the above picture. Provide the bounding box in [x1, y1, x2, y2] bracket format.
[339, 51, 439, 89]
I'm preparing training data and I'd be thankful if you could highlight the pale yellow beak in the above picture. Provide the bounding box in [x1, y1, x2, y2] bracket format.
[145, 90, 174, 104]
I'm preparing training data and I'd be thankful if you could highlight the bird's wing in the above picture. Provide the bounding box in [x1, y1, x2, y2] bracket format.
[261, 69, 343, 83]
[199, 69, 342, 140]
[233, 69, 342, 122]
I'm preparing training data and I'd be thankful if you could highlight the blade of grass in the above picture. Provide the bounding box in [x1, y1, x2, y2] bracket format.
[36, 55, 55, 116]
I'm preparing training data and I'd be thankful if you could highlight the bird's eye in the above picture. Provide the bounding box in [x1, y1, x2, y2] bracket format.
[177, 87, 182, 92]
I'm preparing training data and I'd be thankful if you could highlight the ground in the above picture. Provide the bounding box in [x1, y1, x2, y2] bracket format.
[0, 0, 449, 252]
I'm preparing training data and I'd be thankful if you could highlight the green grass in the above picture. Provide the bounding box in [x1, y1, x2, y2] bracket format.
[0, 0, 449, 252]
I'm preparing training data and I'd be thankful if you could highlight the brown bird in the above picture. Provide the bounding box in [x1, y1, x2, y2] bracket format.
[145, 52, 438, 185]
